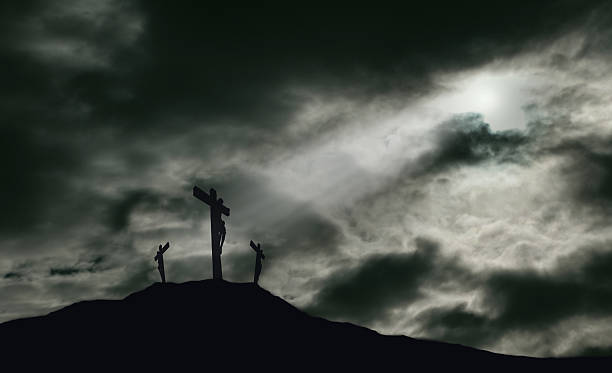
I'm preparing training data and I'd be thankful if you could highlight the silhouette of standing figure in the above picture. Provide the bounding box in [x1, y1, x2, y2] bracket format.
[154, 242, 170, 283]
[250, 240, 265, 285]
[218, 219, 226, 255]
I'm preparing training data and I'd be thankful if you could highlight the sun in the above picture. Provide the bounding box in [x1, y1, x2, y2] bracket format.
[471, 82, 500, 113]
[428, 70, 536, 131]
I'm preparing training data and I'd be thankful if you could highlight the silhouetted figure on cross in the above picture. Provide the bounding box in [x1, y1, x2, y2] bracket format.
[250, 240, 265, 285]
[219, 219, 226, 255]
[193, 186, 230, 280]
[154, 242, 170, 283]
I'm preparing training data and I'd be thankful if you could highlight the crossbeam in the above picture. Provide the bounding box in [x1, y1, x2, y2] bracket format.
[160, 242, 170, 254]
[193, 186, 230, 216]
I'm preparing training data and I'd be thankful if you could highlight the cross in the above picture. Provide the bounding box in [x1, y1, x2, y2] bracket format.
[154, 242, 170, 283]
[193, 185, 230, 280]
[250, 240, 265, 285]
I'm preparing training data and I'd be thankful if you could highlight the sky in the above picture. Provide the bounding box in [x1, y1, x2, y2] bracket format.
[2, 0, 612, 357]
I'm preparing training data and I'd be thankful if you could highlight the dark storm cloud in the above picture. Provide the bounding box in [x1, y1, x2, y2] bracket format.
[103, 1, 607, 131]
[107, 190, 160, 232]
[0, 126, 82, 235]
[258, 212, 344, 258]
[49, 256, 107, 276]
[306, 237, 469, 324]
[0, 0, 144, 242]
[553, 137, 612, 208]
[0, 0, 605, 239]
[0, 1, 142, 129]
[348, 113, 529, 220]
[49, 267, 81, 276]
[522, 83, 612, 216]
[3, 272, 23, 280]
[2, 0, 598, 139]
[415, 304, 492, 347]
[2, 0, 607, 134]
[98, 185, 202, 254]
[412, 114, 528, 177]
[416, 242, 612, 351]
[575, 345, 612, 357]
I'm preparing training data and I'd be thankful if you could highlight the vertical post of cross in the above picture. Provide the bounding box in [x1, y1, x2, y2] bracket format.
[209, 188, 222, 279]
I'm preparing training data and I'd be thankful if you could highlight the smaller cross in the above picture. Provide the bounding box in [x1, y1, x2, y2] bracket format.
[250, 240, 265, 285]
[154, 242, 170, 283]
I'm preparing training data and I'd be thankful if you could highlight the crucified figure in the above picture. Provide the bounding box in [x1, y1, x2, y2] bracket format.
[218, 219, 226, 255]
[154, 242, 170, 283]
[250, 240, 265, 285]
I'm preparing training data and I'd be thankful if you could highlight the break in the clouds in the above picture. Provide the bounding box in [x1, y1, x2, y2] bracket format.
[2, 0, 612, 357]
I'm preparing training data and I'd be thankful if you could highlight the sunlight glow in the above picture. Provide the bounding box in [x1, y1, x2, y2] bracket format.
[426, 70, 541, 131]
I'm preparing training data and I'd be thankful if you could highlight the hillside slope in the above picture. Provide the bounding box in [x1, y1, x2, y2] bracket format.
[0, 280, 609, 371]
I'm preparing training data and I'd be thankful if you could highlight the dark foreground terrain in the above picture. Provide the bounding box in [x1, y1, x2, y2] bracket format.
[1, 280, 609, 371]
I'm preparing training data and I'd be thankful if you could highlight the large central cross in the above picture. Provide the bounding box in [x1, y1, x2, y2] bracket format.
[193, 185, 230, 279]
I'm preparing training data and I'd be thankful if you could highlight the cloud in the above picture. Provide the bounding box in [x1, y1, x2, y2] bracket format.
[114, 2, 604, 131]
[49, 268, 81, 276]
[411, 113, 528, 177]
[414, 241, 612, 354]
[3, 272, 23, 280]
[48, 256, 106, 277]
[2, 0, 612, 358]
[575, 345, 612, 357]
[415, 304, 492, 347]
[554, 137, 612, 208]
[4, 0, 595, 141]
[519, 81, 612, 219]
[193, 170, 345, 259]
[0, 126, 82, 235]
[106, 190, 161, 232]
[306, 237, 461, 324]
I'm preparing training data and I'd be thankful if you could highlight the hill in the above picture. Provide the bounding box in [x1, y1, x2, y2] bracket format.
[0, 280, 609, 371]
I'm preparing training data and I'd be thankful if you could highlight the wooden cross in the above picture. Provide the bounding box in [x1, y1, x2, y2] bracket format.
[154, 242, 170, 283]
[193, 185, 230, 280]
[250, 240, 265, 285]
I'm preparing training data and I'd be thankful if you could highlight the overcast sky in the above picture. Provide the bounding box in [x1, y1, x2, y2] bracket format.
[2, 0, 612, 357]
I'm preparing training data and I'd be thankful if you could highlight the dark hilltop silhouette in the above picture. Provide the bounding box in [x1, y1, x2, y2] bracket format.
[1, 280, 610, 372]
